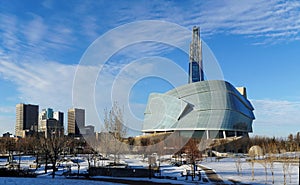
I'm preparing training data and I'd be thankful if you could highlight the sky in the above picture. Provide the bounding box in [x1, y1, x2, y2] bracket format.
[0, 0, 300, 138]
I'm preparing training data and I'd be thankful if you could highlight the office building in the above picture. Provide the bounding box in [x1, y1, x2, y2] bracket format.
[68, 108, 85, 136]
[39, 108, 53, 123]
[15, 103, 39, 137]
[53, 111, 64, 127]
[40, 118, 64, 138]
[39, 108, 64, 138]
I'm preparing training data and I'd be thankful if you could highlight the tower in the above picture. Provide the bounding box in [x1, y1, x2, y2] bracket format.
[68, 108, 85, 136]
[53, 111, 64, 127]
[15, 103, 39, 137]
[189, 26, 204, 83]
[39, 109, 64, 138]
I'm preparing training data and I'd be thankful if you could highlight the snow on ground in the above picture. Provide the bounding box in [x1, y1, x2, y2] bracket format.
[0, 177, 123, 185]
[201, 157, 299, 185]
[2, 154, 300, 184]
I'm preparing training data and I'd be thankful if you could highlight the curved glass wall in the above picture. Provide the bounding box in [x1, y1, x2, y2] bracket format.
[142, 80, 255, 135]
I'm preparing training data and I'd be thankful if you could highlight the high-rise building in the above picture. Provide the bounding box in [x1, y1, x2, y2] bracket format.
[39, 108, 53, 123]
[39, 109, 64, 138]
[68, 108, 85, 136]
[40, 118, 64, 138]
[53, 111, 64, 127]
[15, 103, 39, 137]
[46, 108, 53, 119]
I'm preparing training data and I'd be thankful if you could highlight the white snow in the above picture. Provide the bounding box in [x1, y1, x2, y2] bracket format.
[2, 154, 299, 185]
[0, 177, 123, 185]
[201, 157, 299, 185]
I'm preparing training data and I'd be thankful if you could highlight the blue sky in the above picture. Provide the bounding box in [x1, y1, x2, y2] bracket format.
[0, 0, 300, 137]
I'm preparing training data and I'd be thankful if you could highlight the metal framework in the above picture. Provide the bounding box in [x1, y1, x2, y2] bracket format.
[189, 26, 204, 83]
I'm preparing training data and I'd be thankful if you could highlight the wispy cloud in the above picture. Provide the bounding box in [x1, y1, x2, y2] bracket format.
[0, 59, 76, 110]
[68, 0, 300, 48]
[1, 0, 299, 65]
[22, 14, 47, 45]
[0, 57, 77, 133]
[0, 106, 15, 114]
[0, 13, 20, 52]
[170, 0, 300, 44]
[111, 0, 300, 44]
[252, 99, 300, 135]
[0, 55, 185, 134]
[0, 11, 76, 63]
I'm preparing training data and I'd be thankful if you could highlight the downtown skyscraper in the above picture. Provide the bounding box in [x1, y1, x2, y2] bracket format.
[67, 108, 85, 137]
[15, 103, 39, 137]
[39, 108, 64, 138]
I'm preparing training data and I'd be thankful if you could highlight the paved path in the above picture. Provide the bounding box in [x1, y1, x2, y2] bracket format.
[198, 164, 225, 184]
[86, 177, 181, 185]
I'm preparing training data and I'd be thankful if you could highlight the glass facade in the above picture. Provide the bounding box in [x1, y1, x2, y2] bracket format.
[142, 80, 255, 138]
[189, 61, 200, 82]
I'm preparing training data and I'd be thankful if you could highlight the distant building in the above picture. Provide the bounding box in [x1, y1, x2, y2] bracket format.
[40, 118, 64, 138]
[39, 108, 53, 123]
[68, 108, 85, 137]
[83, 125, 95, 135]
[53, 111, 64, 127]
[39, 108, 64, 138]
[15, 103, 39, 137]
[2, 132, 14, 138]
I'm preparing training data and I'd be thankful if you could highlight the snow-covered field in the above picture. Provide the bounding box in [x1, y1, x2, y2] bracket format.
[202, 157, 299, 185]
[0, 177, 122, 185]
[1, 155, 299, 185]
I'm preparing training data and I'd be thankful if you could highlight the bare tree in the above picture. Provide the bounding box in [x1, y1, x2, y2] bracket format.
[176, 138, 202, 181]
[140, 137, 150, 161]
[127, 137, 135, 152]
[234, 156, 242, 176]
[282, 157, 288, 185]
[40, 130, 66, 178]
[266, 142, 277, 184]
[103, 102, 127, 164]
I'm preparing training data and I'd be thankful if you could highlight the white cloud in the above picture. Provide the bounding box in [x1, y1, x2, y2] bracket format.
[23, 15, 47, 45]
[109, 0, 300, 44]
[0, 106, 15, 114]
[1, 0, 299, 65]
[0, 57, 78, 134]
[0, 56, 175, 135]
[191, 0, 300, 43]
[1, 53, 299, 137]
[0, 115, 15, 134]
[0, 58, 76, 112]
[42, 0, 53, 9]
[0, 13, 20, 52]
[251, 99, 300, 136]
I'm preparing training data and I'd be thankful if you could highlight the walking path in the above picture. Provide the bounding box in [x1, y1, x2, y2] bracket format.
[198, 164, 224, 184]
[88, 177, 175, 185]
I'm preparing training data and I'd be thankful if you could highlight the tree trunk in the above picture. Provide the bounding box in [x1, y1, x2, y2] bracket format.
[35, 152, 39, 170]
[52, 160, 56, 178]
[45, 153, 48, 174]
[52, 153, 58, 178]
